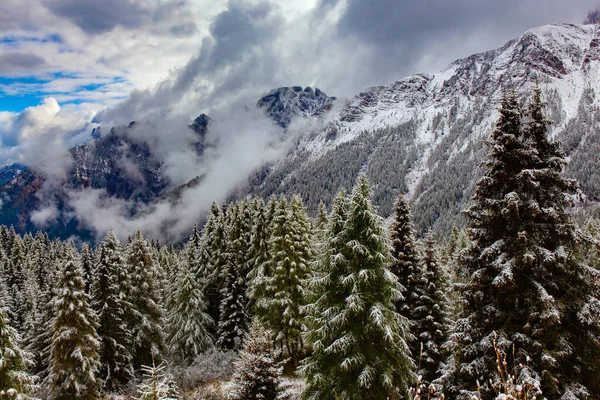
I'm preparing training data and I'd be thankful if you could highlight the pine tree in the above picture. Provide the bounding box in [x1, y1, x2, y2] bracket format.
[259, 195, 312, 365]
[301, 176, 415, 399]
[446, 89, 600, 398]
[135, 361, 180, 400]
[48, 246, 102, 400]
[80, 243, 94, 294]
[126, 230, 165, 370]
[229, 320, 287, 400]
[0, 302, 37, 398]
[389, 193, 424, 361]
[247, 197, 271, 313]
[217, 203, 251, 350]
[413, 234, 450, 386]
[202, 202, 228, 333]
[8, 237, 27, 330]
[92, 232, 134, 391]
[167, 259, 213, 365]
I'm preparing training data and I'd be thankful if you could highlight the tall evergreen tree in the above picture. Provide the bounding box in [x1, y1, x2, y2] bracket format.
[247, 197, 271, 313]
[260, 195, 312, 365]
[301, 176, 415, 399]
[0, 302, 37, 398]
[48, 246, 101, 400]
[217, 203, 251, 350]
[80, 243, 94, 294]
[91, 232, 134, 391]
[167, 259, 213, 365]
[414, 234, 451, 386]
[389, 193, 424, 361]
[202, 202, 228, 333]
[126, 230, 165, 370]
[446, 89, 600, 398]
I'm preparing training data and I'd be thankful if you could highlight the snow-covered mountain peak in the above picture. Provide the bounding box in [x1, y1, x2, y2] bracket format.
[252, 23, 600, 234]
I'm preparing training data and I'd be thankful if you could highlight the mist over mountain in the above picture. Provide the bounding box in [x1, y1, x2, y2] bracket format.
[2, 23, 600, 241]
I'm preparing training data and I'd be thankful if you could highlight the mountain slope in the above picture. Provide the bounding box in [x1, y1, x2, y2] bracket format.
[247, 23, 600, 234]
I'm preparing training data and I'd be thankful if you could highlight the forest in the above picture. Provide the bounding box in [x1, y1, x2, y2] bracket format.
[0, 87, 599, 399]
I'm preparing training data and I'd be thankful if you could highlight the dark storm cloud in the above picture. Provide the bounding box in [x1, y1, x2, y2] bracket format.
[0, 52, 47, 74]
[98, 0, 283, 123]
[43, 0, 197, 36]
[322, 0, 597, 84]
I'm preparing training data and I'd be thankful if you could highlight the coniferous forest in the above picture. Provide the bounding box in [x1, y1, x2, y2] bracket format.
[1, 88, 600, 399]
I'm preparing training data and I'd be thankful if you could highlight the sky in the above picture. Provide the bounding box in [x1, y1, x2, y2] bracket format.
[0, 0, 597, 239]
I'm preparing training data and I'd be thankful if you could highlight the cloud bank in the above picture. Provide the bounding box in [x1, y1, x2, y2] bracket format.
[0, 0, 597, 241]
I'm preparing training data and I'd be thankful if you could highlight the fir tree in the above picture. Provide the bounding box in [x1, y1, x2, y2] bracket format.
[80, 243, 94, 294]
[167, 259, 213, 365]
[247, 197, 271, 313]
[48, 246, 102, 400]
[135, 361, 180, 400]
[414, 234, 450, 386]
[260, 195, 312, 365]
[202, 202, 228, 333]
[301, 176, 415, 399]
[389, 193, 424, 361]
[446, 89, 600, 398]
[217, 203, 251, 350]
[92, 232, 134, 391]
[0, 302, 37, 398]
[229, 320, 287, 400]
[126, 230, 165, 370]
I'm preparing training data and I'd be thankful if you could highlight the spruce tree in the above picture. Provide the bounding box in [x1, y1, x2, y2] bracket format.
[80, 243, 94, 294]
[217, 203, 251, 350]
[301, 176, 415, 399]
[447, 89, 600, 398]
[247, 197, 271, 314]
[48, 246, 101, 400]
[414, 234, 450, 386]
[202, 202, 228, 333]
[260, 195, 312, 365]
[229, 320, 287, 400]
[389, 193, 424, 361]
[0, 302, 37, 398]
[92, 232, 134, 391]
[167, 259, 213, 365]
[126, 230, 165, 370]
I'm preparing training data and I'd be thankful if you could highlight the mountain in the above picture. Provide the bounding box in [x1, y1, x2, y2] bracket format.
[257, 86, 336, 128]
[3, 23, 600, 239]
[0, 87, 334, 238]
[244, 23, 600, 234]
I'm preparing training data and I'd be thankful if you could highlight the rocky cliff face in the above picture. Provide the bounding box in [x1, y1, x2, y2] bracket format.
[257, 86, 336, 128]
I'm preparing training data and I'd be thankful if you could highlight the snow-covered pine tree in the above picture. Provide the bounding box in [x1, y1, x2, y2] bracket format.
[301, 176, 415, 399]
[202, 201, 228, 333]
[48, 244, 102, 400]
[229, 320, 287, 400]
[24, 247, 58, 377]
[0, 301, 37, 398]
[217, 202, 251, 350]
[316, 202, 328, 233]
[447, 89, 600, 398]
[135, 361, 180, 400]
[260, 195, 312, 365]
[389, 193, 424, 361]
[247, 196, 271, 314]
[80, 243, 94, 294]
[167, 258, 213, 365]
[8, 237, 27, 330]
[414, 234, 450, 386]
[126, 230, 165, 370]
[92, 231, 134, 391]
